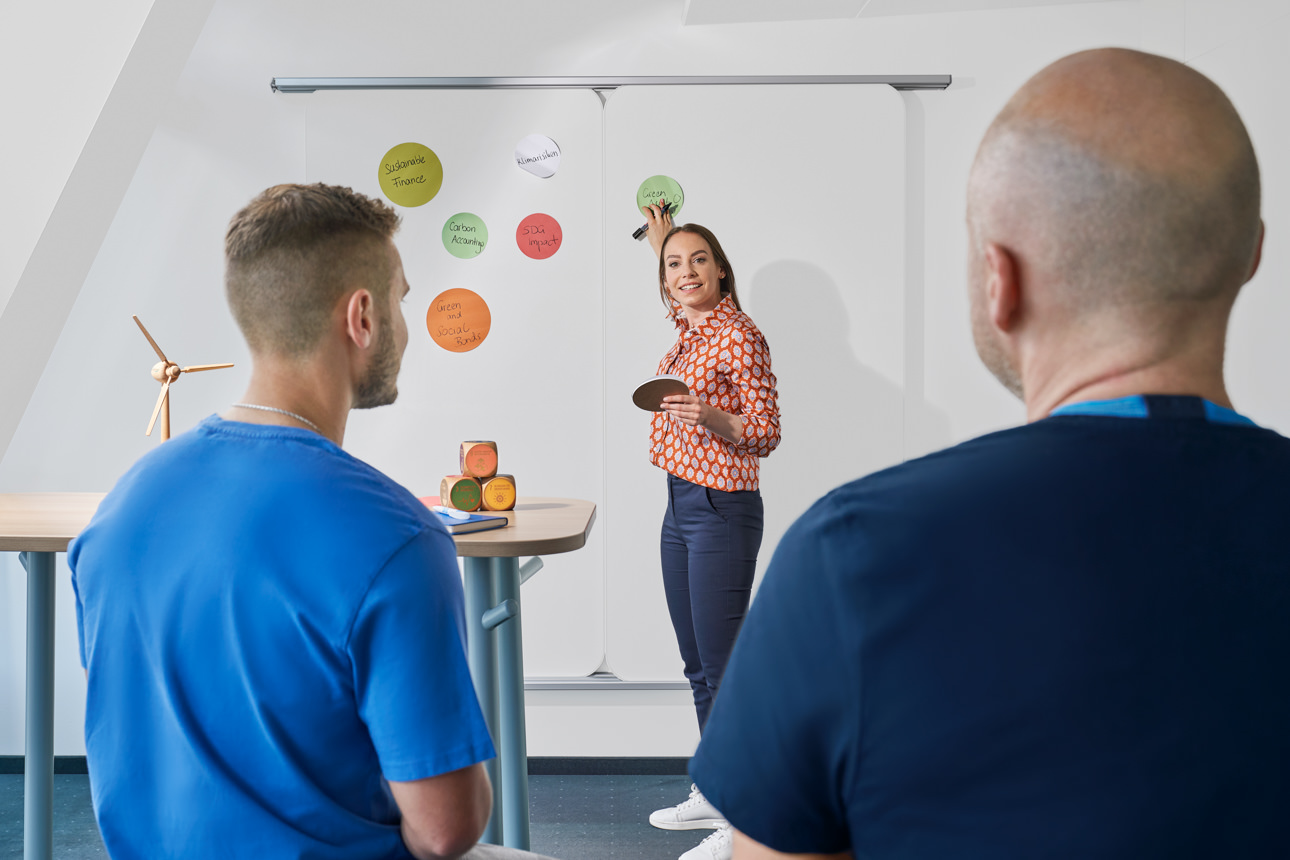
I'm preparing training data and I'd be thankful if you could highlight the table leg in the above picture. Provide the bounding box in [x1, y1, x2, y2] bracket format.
[19, 551, 56, 860]
[462, 558, 501, 845]
[491, 557, 531, 851]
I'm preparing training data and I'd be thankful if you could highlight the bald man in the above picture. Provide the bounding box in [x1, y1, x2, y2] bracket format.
[684, 49, 1289, 860]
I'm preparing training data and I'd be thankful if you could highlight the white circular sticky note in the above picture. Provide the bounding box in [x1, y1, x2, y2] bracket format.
[514, 134, 561, 179]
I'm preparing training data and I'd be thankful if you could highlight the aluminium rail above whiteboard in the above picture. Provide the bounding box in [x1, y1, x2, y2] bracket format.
[271, 75, 952, 93]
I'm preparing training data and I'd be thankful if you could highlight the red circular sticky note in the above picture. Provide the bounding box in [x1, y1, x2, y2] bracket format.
[516, 213, 562, 260]
[426, 288, 491, 353]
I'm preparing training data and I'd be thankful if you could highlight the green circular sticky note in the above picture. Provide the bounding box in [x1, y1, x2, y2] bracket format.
[636, 175, 685, 218]
[442, 213, 488, 258]
[378, 142, 443, 207]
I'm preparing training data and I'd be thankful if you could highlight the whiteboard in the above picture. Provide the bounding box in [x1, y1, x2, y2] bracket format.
[306, 89, 606, 678]
[303, 84, 907, 683]
[603, 85, 907, 680]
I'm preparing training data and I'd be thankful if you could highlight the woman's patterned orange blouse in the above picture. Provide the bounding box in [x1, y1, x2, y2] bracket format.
[650, 295, 781, 491]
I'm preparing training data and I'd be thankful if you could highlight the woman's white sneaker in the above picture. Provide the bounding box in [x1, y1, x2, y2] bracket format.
[648, 784, 727, 830]
[679, 824, 733, 860]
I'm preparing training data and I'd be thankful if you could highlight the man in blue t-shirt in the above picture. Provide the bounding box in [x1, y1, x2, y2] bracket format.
[688, 49, 1288, 860]
[71, 184, 551, 860]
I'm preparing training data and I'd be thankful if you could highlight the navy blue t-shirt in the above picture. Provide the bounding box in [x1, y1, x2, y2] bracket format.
[691, 396, 1290, 858]
[70, 416, 494, 860]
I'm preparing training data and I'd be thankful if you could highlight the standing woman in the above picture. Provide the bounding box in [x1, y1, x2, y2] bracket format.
[640, 206, 781, 860]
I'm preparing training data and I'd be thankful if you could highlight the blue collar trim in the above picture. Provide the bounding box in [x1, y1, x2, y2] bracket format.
[1050, 396, 1149, 419]
[1049, 395, 1256, 427]
[1202, 400, 1257, 427]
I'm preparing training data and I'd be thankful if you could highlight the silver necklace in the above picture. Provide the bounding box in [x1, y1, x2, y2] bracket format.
[231, 403, 323, 434]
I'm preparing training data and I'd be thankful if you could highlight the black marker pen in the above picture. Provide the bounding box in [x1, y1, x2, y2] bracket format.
[632, 201, 672, 240]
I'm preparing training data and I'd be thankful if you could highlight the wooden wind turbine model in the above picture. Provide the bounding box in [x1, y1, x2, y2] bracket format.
[133, 315, 234, 441]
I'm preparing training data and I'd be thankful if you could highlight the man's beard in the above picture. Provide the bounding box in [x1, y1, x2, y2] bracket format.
[353, 314, 400, 409]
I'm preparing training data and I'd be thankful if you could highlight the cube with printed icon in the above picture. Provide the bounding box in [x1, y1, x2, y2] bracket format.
[459, 441, 498, 479]
[441, 441, 517, 512]
[440, 475, 482, 512]
[481, 474, 517, 511]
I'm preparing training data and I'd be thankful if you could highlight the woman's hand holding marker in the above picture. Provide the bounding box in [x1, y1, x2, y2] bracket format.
[640, 200, 674, 257]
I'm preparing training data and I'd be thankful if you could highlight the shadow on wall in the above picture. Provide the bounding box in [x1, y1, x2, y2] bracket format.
[744, 259, 950, 563]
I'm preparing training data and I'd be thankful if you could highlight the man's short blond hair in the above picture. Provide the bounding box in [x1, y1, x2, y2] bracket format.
[225, 184, 401, 357]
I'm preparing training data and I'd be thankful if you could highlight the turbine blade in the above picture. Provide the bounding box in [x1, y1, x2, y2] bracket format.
[181, 363, 234, 373]
[133, 315, 169, 363]
[146, 380, 170, 436]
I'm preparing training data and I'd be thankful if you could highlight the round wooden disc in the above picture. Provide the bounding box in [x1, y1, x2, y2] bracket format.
[632, 377, 689, 411]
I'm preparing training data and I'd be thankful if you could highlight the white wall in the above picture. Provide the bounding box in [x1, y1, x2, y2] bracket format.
[0, 0, 216, 476]
[0, 0, 155, 315]
[2, 0, 1286, 757]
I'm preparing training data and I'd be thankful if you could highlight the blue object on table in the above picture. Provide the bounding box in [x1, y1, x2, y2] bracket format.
[433, 509, 509, 534]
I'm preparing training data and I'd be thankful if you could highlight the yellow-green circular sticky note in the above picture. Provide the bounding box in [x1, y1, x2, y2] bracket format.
[443, 212, 488, 258]
[636, 175, 685, 218]
[378, 142, 443, 207]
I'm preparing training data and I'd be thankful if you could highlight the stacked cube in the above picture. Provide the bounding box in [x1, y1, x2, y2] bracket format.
[440, 441, 517, 512]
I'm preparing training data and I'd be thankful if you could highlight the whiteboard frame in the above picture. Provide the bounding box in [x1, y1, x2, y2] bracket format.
[271, 75, 952, 93]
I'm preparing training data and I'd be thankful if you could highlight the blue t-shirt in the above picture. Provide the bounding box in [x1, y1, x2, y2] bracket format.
[691, 395, 1290, 858]
[70, 416, 494, 860]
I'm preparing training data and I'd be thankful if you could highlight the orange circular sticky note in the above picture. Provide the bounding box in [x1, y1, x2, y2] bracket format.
[427, 288, 491, 353]
[516, 213, 562, 260]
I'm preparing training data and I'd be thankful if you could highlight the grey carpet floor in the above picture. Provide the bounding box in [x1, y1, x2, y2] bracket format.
[1, 773, 712, 860]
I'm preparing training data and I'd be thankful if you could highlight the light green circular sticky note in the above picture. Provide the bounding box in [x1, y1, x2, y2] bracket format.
[378, 142, 443, 207]
[636, 175, 685, 218]
[442, 213, 488, 258]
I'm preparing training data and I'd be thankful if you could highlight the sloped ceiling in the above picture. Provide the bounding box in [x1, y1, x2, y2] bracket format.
[0, 0, 215, 463]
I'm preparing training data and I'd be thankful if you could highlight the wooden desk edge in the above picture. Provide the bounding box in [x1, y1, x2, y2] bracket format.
[0, 536, 76, 553]
[0, 494, 599, 559]
[454, 503, 597, 558]
[0, 493, 106, 553]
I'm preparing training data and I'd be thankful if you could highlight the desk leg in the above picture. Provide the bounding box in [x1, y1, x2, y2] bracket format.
[462, 558, 501, 845]
[19, 551, 56, 860]
[491, 557, 531, 851]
